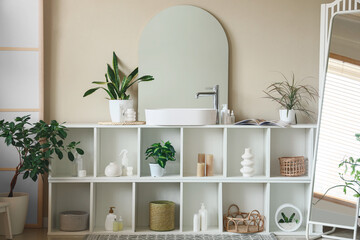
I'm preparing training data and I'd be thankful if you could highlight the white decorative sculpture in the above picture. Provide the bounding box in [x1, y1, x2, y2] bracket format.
[240, 148, 254, 177]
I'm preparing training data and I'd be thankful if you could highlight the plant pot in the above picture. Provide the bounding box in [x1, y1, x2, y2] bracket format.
[109, 100, 133, 123]
[149, 163, 165, 177]
[275, 203, 302, 232]
[279, 109, 296, 124]
[0, 192, 29, 235]
[279, 222, 299, 231]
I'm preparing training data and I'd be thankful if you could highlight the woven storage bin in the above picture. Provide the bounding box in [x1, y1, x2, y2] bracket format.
[279, 156, 305, 177]
[223, 204, 265, 233]
[60, 211, 89, 231]
[149, 201, 175, 231]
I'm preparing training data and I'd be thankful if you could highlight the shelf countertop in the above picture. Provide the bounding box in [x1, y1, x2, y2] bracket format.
[62, 123, 317, 129]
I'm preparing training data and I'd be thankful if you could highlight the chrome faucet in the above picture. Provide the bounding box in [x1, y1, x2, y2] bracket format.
[195, 85, 219, 124]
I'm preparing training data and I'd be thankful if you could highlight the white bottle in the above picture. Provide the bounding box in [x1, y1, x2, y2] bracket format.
[193, 213, 200, 232]
[105, 207, 117, 231]
[199, 203, 208, 231]
[220, 104, 228, 125]
[224, 109, 231, 124]
[230, 110, 235, 124]
[75, 153, 86, 177]
[120, 149, 129, 176]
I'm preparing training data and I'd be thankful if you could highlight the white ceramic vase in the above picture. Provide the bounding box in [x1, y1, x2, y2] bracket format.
[109, 100, 133, 123]
[149, 163, 165, 177]
[0, 192, 29, 235]
[279, 109, 296, 124]
[240, 148, 254, 177]
[104, 162, 122, 177]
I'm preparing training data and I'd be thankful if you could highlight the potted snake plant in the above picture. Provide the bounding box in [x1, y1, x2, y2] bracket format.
[83, 51, 154, 122]
[263, 72, 318, 124]
[145, 141, 176, 177]
[0, 115, 84, 235]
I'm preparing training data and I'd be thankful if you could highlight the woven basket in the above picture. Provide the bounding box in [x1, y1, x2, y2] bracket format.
[149, 201, 175, 231]
[279, 156, 305, 177]
[223, 204, 265, 233]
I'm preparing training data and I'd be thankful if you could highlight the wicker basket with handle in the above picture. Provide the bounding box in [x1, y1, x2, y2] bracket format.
[223, 204, 265, 233]
[279, 156, 305, 177]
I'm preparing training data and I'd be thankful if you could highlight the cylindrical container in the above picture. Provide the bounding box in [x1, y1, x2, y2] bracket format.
[78, 170, 86, 177]
[197, 163, 205, 177]
[205, 154, 214, 176]
[198, 153, 205, 163]
[149, 201, 175, 231]
[193, 213, 200, 232]
[59, 211, 89, 231]
[113, 220, 119, 232]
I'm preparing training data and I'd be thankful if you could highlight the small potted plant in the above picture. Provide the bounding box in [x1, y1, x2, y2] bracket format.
[83, 51, 154, 122]
[145, 141, 176, 177]
[263, 72, 318, 124]
[0, 115, 84, 235]
[277, 212, 299, 231]
[275, 203, 302, 232]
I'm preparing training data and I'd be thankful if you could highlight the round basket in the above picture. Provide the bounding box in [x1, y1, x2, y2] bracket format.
[60, 211, 89, 231]
[279, 156, 305, 177]
[275, 204, 302, 232]
[149, 201, 175, 231]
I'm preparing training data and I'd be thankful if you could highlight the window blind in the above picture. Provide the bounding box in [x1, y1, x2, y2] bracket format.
[314, 58, 360, 204]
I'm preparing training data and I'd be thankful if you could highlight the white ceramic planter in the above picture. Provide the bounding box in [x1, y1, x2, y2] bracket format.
[275, 203, 302, 232]
[149, 163, 165, 177]
[279, 109, 296, 124]
[0, 192, 29, 235]
[109, 100, 133, 123]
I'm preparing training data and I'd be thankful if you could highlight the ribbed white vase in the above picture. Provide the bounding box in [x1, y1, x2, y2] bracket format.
[240, 148, 254, 177]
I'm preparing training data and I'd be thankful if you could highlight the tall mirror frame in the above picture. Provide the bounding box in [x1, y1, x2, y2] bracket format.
[306, 0, 360, 239]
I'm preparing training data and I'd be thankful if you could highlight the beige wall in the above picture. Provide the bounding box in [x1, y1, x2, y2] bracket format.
[44, 0, 332, 124]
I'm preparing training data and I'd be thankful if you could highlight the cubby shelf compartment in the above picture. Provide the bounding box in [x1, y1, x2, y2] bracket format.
[182, 182, 222, 232]
[47, 124, 316, 236]
[222, 183, 269, 232]
[92, 183, 134, 232]
[135, 182, 181, 232]
[50, 128, 94, 178]
[140, 128, 181, 177]
[183, 127, 224, 177]
[97, 127, 139, 177]
[270, 128, 315, 178]
[48, 182, 91, 235]
[269, 183, 310, 235]
[227, 128, 269, 178]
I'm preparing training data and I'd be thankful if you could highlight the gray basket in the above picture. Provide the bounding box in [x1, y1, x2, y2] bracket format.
[60, 211, 89, 231]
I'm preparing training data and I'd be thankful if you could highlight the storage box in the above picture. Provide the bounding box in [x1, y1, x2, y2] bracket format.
[60, 211, 89, 231]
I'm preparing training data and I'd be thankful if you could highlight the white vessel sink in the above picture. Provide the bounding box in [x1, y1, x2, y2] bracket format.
[145, 108, 217, 125]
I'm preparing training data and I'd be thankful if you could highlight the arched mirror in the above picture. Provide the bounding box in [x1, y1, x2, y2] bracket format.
[307, 1, 360, 239]
[138, 5, 228, 120]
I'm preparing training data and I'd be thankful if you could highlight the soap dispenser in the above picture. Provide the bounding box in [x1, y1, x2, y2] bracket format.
[220, 104, 228, 125]
[105, 207, 116, 231]
[199, 203, 208, 231]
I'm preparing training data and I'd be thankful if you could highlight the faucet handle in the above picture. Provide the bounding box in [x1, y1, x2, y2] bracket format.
[205, 85, 219, 91]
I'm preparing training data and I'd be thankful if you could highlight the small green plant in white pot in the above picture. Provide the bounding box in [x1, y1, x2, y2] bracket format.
[263, 72, 318, 124]
[83, 51, 154, 122]
[0, 115, 84, 235]
[145, 141, 176, 177]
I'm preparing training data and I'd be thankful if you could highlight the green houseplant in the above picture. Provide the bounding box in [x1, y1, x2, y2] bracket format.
[145, 141, 176, 177]
[263, 72, 318, 124]
[83, 51, 154, 122]
[0, 115, 84, 234]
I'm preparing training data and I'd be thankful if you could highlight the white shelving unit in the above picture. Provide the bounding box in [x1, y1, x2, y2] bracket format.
[48, 124, 315, 236]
